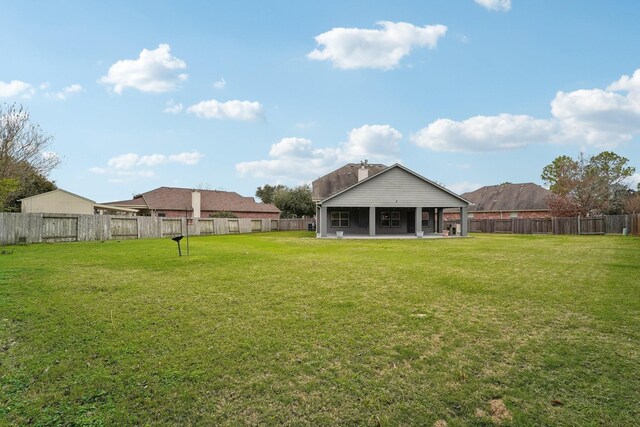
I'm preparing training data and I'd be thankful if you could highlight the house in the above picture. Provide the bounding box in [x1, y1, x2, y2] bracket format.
[104, 187, 280, 219]
[20, 189, 138, 215]
[312, 162, 472, 237]
[444, 183, 551, 221]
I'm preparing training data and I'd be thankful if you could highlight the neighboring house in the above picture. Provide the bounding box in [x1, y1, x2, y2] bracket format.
[20, 189, 137, 215]
[312, 162, 472, 237]
[444, 183, 551, 221]
[105, 187, 280, 219]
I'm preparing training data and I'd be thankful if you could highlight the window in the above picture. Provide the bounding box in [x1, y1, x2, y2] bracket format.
[510, 212, 518, 218]
[157, 212, 166, 217]
[331, 211, 349, 227]
[381, 211, 400, 228]
[421, 211, 429, 227]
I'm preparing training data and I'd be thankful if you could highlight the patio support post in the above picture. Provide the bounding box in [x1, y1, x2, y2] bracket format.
[369, 206, 376, 236]
[460, 206, 468, 236]
[437, 208, 444, 233]
[415, 207, 422, 235]
[315, 204, 320, 236]
[320, 205, 328, 237]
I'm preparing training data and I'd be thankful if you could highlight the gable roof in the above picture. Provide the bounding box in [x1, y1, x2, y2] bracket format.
[312, 163, 388, 201]
[461, 183, 551, 212]
[19, 188, 95, 203]
[105, 187, 280, 213]
[319, 163, 472, 205]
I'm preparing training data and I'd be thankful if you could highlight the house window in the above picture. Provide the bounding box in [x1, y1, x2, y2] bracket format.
[331, 211, 349, 227]
[422, 211, 429, 227]
[157, 213, 166, 217]
[510, 212, 518, 218]
[381, 211, 400, 228]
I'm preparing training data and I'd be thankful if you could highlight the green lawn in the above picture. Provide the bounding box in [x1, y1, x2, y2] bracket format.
[1, 232, 639, 426]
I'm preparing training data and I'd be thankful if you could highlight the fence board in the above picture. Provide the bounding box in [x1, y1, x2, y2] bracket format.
[161, 219, 182, 236]
[111, 218, 138, 239]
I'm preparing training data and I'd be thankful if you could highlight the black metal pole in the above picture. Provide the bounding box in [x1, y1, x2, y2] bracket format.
[185, 208, 190, 257]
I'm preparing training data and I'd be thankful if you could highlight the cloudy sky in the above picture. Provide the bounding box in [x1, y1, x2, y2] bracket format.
[2, 0, 639, 202]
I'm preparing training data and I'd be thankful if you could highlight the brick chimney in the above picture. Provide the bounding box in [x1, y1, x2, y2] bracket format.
[357, 159, 369, 181]
[192, 190, 201, 218]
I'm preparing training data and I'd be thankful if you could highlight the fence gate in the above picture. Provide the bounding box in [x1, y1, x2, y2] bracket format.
[42, 216, 78, 242]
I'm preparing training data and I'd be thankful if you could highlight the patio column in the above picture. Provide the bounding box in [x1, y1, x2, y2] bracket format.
[369, 206, 376, 236]
[460, 206, 468, 236]
[320, 205, 328, 237]
[415, 207, 422, 235]
[315, 204, 320, 236]
[437, 208, 444, 233]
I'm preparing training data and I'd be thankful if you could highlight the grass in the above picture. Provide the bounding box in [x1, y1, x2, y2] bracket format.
[1, 232, 639, 426]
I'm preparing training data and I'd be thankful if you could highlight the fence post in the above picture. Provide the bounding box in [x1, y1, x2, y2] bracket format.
[577, 215, 581, 235]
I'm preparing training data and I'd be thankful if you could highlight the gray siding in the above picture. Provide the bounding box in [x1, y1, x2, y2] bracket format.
[323, 167, 467, 208]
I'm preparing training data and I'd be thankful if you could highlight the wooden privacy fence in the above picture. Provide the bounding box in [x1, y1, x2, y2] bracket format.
[0, 213, 316, 245]
[457, 214, 640, 236]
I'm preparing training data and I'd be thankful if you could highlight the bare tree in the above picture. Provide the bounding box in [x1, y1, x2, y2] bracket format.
[0, 103, 60, 181]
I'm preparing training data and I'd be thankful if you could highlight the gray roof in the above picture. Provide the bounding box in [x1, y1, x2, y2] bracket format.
[318, 163, 472, 206]
[462, 183, 551, 212]
[312, 163, 388, 201]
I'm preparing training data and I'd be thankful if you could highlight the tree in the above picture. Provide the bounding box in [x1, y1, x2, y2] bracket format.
[542, 152, 635, 216]
[256, 184, 315, 218]
[1, 103, 60, 181]
[624, 193, 640, 214]
[2, 168, 56, 211]
[255, 184, 287, 204]
[1, 104, 60, 210]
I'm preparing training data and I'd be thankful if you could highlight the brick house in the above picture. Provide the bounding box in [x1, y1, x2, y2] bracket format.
[444, 183, 551, 221]
[105, 187, 280, 219]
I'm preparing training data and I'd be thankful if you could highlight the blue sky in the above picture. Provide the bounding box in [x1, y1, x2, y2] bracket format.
[2, 0, 639, 202]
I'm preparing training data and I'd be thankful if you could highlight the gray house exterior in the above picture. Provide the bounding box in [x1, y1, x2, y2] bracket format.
[313, 163, 471, 237]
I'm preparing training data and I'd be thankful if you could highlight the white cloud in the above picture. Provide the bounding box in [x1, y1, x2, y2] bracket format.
[48, 84, 84, 100]
[236, 137, 338, 181]
[446, 181, 483, 195]
[0, 80, 35, 98]
[608, 69, 640, 92]
[413, 114, 558, 152]
[413, 67, 640, 152]
[474, 0, 511, 12]
[236, 124, 402, 182]
[99, 44, 188, 94]
[163, 99, 184, 114]
[213, 77, 226, 89]
[341, 124, 402, 164]
[168, 152, 203, 165]
[308, 21, 447, 70]
[105, 151, 204, 169]
[187, 99, 263, 121]
[628, 173, 640, 190]
[95, 151, 203, 181]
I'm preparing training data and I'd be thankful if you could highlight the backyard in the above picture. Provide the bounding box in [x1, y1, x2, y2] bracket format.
[1, 232, 639, 425]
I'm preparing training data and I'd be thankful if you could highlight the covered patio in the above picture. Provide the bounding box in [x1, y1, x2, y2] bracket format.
[316, 205, 467, 238]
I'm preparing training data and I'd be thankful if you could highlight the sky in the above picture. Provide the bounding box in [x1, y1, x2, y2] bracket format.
[2, 0, 640, 203]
